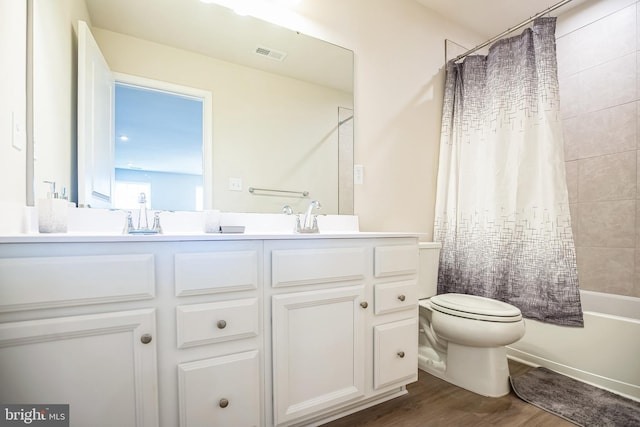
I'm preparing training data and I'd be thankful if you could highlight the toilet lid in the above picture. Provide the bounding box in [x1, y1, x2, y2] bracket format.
[430, 293, 522, 322]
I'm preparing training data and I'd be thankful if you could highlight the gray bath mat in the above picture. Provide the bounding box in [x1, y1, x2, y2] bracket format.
[510, 367, 640, 426]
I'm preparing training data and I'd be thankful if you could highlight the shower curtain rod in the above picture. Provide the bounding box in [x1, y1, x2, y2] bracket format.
[452, 0, 573, 63]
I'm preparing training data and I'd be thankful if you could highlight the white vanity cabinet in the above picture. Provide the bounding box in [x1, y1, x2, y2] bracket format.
[271, 285, 367, 424]
[0, 309, 158, 427]
[172, 241, 263, 427]
[265, 237, 419, 427]
[0, 239, 264, 427]
[177, 350, 261, 426]
[371, 244, 421, 391]
[0, 233, 417, 427]
[0, 244, 159, 427]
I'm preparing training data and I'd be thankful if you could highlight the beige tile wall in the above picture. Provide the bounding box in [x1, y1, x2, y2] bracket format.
[557, 2, 640, 297]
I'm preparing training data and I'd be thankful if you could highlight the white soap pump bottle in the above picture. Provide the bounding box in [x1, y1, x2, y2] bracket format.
[38, 181, 68, 233]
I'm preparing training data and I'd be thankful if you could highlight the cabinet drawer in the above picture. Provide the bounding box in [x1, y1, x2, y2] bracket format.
[175, 251, 258, 296]
[373, 318, 418, 390]
[178, 350, 260, 427]
[374, 280, 417, 315]
[374, 245, 418, 277]
[0, 254, 155, 312]
[176, 298, 259, 349]
[271, 247, 366, 288]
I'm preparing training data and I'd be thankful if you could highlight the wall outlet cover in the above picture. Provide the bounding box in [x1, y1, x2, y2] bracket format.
[354, 164, 364, 185]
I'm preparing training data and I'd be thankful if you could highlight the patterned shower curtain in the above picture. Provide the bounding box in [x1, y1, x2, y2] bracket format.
[434, 18, 583, 326]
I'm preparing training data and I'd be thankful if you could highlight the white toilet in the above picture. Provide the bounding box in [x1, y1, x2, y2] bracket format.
[418, 242, 526, 397]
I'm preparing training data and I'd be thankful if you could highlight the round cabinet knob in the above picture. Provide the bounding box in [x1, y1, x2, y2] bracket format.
[397, 351, 405, 358]
[216, 320, 227, 329]
[140, 334, 152, 344]
[397, 295, 406, 302]
[219, 398, 229, 408]
[360, 301, 368, 309]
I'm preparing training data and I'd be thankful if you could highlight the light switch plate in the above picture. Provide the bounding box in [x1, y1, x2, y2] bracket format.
[229, 177, 242, 191]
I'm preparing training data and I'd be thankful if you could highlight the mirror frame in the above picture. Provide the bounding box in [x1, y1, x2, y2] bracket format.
[26, 0, 35, 206]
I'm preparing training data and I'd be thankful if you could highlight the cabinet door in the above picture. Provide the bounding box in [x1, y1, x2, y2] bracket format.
[373, 318, 418, 390]
[272, 285, 366, 425]
[0, 309, 158, 427]
[178, 350, 261, 427]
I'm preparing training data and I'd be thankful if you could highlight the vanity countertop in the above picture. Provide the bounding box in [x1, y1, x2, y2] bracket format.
[3, 209, 420, 243]
[0, 231, 419, 244]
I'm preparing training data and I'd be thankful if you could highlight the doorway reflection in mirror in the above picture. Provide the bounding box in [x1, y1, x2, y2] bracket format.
[114, 83, 205, 211]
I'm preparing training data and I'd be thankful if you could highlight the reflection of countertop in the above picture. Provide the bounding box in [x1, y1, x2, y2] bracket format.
[12, 208, 378, 237]
[0, 231, 419, 244]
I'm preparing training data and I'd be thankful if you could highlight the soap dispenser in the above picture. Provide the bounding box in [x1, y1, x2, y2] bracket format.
[38, 181, 68, 233]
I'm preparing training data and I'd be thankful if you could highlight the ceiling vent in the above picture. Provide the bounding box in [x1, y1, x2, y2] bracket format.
[255, 45, 287, 62]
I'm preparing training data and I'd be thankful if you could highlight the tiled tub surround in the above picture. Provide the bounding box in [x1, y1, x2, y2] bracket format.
[557, 0, 640, 298]
[506, 1, 640, 402]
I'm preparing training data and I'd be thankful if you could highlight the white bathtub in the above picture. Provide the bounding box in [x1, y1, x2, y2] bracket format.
[507, 290, 640, 401]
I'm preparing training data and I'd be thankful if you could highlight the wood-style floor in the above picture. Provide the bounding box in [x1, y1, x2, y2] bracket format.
[322, 360, 574, 427]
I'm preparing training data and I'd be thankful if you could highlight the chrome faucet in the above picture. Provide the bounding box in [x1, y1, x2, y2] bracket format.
[297, 200, 321, 233]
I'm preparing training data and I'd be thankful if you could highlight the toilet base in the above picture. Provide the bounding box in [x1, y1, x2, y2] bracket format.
[418, 343, 511, 397]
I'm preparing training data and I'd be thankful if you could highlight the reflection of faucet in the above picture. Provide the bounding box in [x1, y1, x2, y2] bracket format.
[137, 192, 149, 230]
[124, 211, 135, 234]
[297, 200, 321, 233]
[123, 192, 161, 234]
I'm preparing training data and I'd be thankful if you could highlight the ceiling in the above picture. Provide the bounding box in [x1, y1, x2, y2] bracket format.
[86, 0, 588, 94]
[416, 0, 586, 39]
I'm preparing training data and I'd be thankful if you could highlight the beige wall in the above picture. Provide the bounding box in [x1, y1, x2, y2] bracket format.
[0, 0, 27, 232]
[32, 0, 90, 204]
[557, 0, 640, 298]
[289, 0, 483, 237]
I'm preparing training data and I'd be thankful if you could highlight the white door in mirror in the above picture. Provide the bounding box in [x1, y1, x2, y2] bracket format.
[77, 20, 115, 209]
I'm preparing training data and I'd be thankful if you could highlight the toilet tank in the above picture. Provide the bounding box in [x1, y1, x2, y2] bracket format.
[418, 242, 442, 299]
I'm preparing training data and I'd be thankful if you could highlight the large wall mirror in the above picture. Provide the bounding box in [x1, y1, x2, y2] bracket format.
[31, 0, 354, 215]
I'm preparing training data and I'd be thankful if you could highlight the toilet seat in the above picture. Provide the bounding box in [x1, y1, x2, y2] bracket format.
[427, 293, 522, 322]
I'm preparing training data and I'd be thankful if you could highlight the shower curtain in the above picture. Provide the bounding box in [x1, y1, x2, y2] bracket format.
[434, 18, 583, 326]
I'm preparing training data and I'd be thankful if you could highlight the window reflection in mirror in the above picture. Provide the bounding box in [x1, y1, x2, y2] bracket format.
[113, 82, 205, 211]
